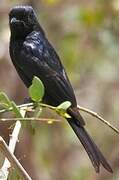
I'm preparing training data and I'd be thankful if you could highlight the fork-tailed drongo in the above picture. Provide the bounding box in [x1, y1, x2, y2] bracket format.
[9, 6, 113, 173]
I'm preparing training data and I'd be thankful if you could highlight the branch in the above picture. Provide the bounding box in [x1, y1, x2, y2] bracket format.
[0, 109, 32, 180]
[0, 117, 61, 123]
[0, 103, 34, 114]
[0, 102, 55, 114]
[0, 102, 119, 135]
[78, 105, 119, 134]
[0, 136, 31, 180]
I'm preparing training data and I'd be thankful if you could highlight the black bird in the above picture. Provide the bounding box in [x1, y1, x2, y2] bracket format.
[9, 6, 113, 173]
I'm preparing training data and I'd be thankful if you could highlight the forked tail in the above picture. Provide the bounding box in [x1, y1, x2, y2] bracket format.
[68, 118, 113, 173]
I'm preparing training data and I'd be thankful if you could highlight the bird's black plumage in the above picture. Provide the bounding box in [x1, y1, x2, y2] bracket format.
[9, 6, 113, 173]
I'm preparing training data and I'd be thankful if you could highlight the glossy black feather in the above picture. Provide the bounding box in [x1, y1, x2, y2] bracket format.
[9, 6, 113, 173]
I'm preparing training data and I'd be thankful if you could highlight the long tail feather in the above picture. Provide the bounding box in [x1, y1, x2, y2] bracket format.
[68, 118, 113, 173]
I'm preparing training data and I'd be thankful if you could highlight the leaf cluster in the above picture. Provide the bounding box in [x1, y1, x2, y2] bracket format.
[0, 76, 71, 122]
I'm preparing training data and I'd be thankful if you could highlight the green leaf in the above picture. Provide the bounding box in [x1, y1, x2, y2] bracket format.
[11, 101, 22, 118]
[0, 92, 11, 109]
[29, 76, 45, 102]
[57, 101, 71, 111]
[56, 101, 71, 118]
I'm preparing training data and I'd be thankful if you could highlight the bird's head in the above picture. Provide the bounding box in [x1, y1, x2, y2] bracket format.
[9, 6, 44, 38]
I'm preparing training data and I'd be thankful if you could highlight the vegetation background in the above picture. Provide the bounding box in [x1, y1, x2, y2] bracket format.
[0, 0, 119, 179]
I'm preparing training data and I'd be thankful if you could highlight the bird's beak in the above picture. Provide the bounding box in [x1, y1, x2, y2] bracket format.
[10, 17, 20, 25]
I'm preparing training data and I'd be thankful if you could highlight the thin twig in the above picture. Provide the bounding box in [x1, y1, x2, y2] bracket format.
[0, 117, 61, 122]
[0, 109, 32, 179]
[77, 105, 119, 134]
[0, 102, 55, 114]
[0, 137, 31, 180]
[0, 103, 34, 114]
[0, 102, 119, 135]
[1, 121, 21, 178]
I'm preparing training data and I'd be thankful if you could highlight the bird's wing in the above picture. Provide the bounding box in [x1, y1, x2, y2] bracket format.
[16, 36, 77, 106]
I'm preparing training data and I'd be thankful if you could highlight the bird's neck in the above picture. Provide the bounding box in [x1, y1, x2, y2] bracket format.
[10, 31, 26, 41]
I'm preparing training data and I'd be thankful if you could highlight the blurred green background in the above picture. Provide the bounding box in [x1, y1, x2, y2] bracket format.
[0, 0, 119, 179]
